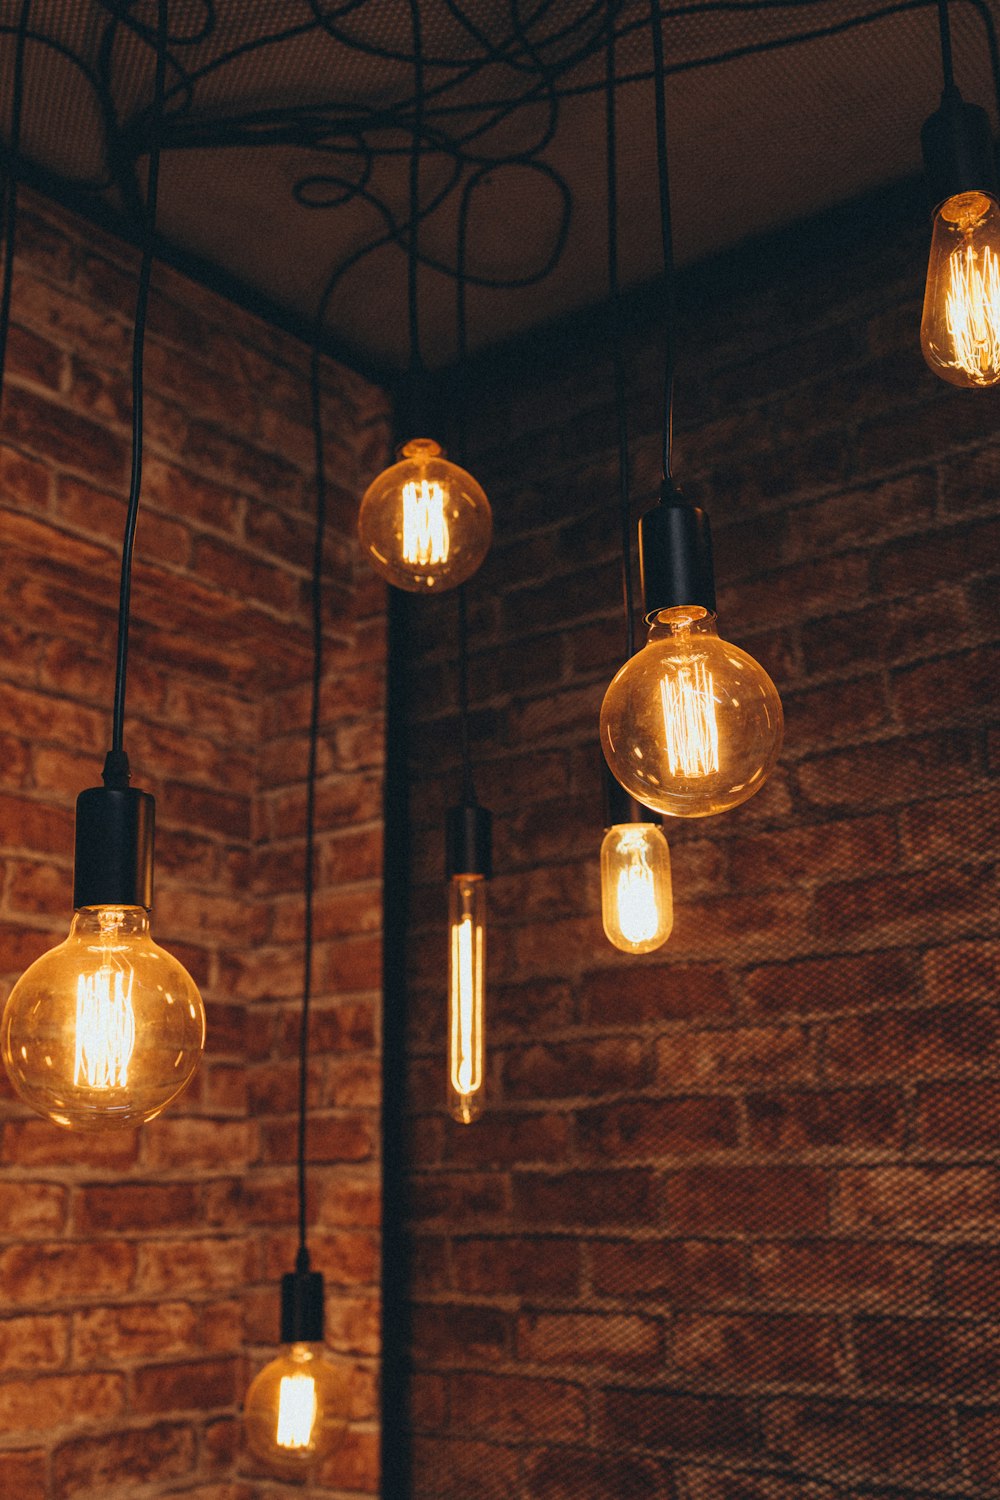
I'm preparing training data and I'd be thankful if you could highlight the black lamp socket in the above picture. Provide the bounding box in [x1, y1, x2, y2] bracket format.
[638, 479, 717, 620]
[446, 802, 492, 880]
[73, 784, 154, 911]
[280, 1267, 325, 1344]
[922, 86, 998, 213]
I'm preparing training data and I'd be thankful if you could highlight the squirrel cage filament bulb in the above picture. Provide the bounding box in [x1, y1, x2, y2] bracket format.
[922, 191, 1000, 387]
[245, 1342, 349, 1477]
[359, 438, 492, 592]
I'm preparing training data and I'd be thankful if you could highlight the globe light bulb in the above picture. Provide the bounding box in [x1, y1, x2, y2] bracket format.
[358, 438, 492, 592]
[1, 904, 205, 1131]
[600, 822, 673, 954]
[448, 873, 485, 1124]
[600, 606, 783, 819]
[244, 1341, 350, 1477]
[921, 190, 1000, 386]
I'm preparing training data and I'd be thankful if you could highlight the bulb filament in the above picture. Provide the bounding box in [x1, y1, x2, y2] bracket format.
[660, 660, 720, 777]
[615, 833, 661, 946]
[450, 914, 482, 1098]
[946, 240, 1000, 381]
[275, 1372, 318, 1450]
[402, 478, 449, 566]
[74, 963, 135, 1090]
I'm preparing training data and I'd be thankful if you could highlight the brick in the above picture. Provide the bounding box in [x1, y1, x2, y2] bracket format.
[53, 1421, 196, 1498]
[73, 1183, 199, 1235]
[579, 963, 733, 1023]
[135, 1237, 254, 1295]
[576, 1096, 738, 1157]
[0, 1312, 69, 1370]
[139, 1120, 254, 1173]
[916, 1079, 1000, 1148]
[745, 1087, 905, 1151]
[742, 950, 917, 1015]
[0, 1449, 46, 1500]
[729, 815, 897, 888]
[590, 1238, 745, 1305]
[0, 1180, 67, 1235]
[657, 1024, 813, 1088]
[751, 1240, 934, 1311]
[892, 645, 999, 726]
[855, 1316, 1000, 1396]
[450, 1372, 585, 1440]
[666, 1167, 827, 1234]
[451, 1236, 581, 1298]
[825, 1004, 1000, 1081]
[411, 1302, 510, 1366]
[523, 1447, 676, 1499]
[942, 1247, 1000, 1317]
[0, 1120, 139, 1169]
[442, 1109, 570, 1166]
[0, 1371, 124, 1431]
[409, 1173, 509, 1223]
[763, 1397, 954, 1482]
[501, 1038, 648, 1099]
[411, 1436, 519, 1498]
[814, 864, 997, 942]
[132, 1356, 237, 1413]
[874, 514, 1000, 595]
[71, 1302, 199, 1363]
[597, 1385, 758, 1455]
[673, 1311, 842, 1385]
[835, 1167, 1000, 1232]
[801, 587, 970, 674]
[2, 384, 127, 485]
[518, 1310, 661, 1368]
[513, 1169, 656, 1228]
[0, 1241, 135, 1305]
[796, 728, 982, 809]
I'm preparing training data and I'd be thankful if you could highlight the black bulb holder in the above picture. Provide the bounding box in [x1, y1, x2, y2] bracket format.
[73, 751, 154, 910]
[281, 1250, 325, 1344]
[922, 85, 998, 212]
[638, 478, 717, 620]
[446, 801, 492, 880]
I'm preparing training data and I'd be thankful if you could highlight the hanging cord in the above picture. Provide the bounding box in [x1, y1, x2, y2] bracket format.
[295, 339, 328, 1264]
[108, 0, 167, 774]
[938, 0, 956, 89]
[650, 0, 676, 484]
[605, 0, 635, 659]
[455, 147, 478, 808]
[0, 0, 31, 418]
[405, 0, 425, 435]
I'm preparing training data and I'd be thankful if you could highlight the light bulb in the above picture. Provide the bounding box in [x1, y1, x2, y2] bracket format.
[1, 905, 205, 1130]
[922, 190, 1000, 386]
[358, 438, 492, 592]
[448, 873, 485, 1124]
[600, 606, 783, 819]
[244, 1342, 350, 1477]
[600, 822, 673, 953]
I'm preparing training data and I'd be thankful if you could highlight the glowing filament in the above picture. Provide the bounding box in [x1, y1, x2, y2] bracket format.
[660, 661, 720, 777]
[946, 242, 1000, 380]
[402, 479, 449, 566]
[615, 834, 661, 946]
[74, 966, 135, 1089]
[275, 1372, 318, 1450]
[450, 915, 482, 1098]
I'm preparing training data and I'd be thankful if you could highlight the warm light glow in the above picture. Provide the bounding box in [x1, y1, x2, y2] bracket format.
[601, 823, 673, 954]
[922, 191, 1000, 387]
[276, 1372, 318, 1450]
[600, 607, 783, 818]
[402, 478, 449, 566]
[244, 1342, 350, 1477]
[1, 905, 205, 1130]
[448, 875, 485, 1123]
[358, 437, 492, 591]
[660, 659, 719, 778]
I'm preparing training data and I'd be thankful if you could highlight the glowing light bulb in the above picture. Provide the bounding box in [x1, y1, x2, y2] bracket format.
[601, 606, 783, 819]
[448, 873, 485, 1123]
[600, 823, 673, 953]
[1, 905, 205, 1130]
[358, 438, 492, 592]
[244, 1342, 349, 1477]
[922, 191, 1000, 386]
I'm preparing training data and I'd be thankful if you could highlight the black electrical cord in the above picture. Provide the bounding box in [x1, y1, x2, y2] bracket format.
[938, 0, 956, 87]
[605, 0, 635, 661]
[405, 0, 425, 433]
[108, 0, 168, 776]
[650, 0, 676, 486]
[0, 0, 32, 417]
[455, 154, 478, 810]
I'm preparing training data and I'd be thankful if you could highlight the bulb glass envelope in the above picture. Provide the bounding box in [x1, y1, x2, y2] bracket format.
[922, 190, 1000, 386]
[601, 606, 783, 818]
[244, 1342, 350, 1476]
[600, 822, 673, 953]
[358, 438, 492, 592]
[1, 904, 205, 1130]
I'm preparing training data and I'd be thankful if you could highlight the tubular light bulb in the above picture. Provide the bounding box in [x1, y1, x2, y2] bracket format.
[244, 1342, 349, 1477]
[1, 905, 205, 1130]
[358, 438, 492, 592]
[601, 823, 673, 954]
[600, 606, 783, 819]
[922, 191, 1000, 386]
[448, 873, 485, 1124]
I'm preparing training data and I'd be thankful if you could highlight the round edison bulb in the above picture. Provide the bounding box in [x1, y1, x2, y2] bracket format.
[600, 823, 673, 954]
[600, 607, 783, 819]
[358, 437, 492, 592]
[1, 905, 205, 1131]
[245, 1342, 350, 1477]
[921, 190, 1000, 387]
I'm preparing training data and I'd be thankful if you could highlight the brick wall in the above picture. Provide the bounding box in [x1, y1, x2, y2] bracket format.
[398, 181, 1000, 1497]
[0, 190, 390, 1499]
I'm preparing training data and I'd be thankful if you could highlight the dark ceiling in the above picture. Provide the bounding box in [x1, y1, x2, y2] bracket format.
[4, 0, 1000, 373]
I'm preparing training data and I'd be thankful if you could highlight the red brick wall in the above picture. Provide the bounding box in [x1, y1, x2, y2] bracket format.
[0, 191, 390, 1498]
[399, 187, 1000, 1497]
